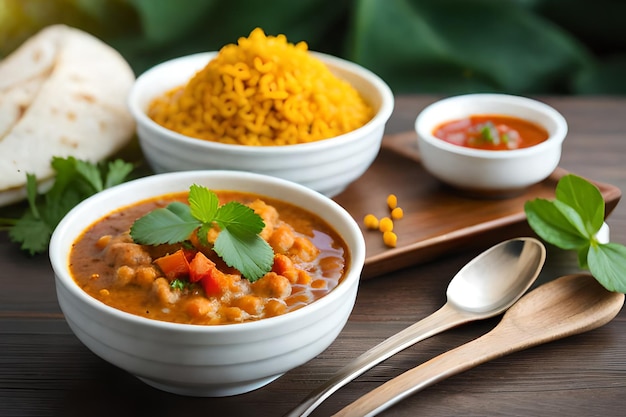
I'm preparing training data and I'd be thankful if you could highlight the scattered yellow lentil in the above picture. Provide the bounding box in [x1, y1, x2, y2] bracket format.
[379, 216, 393, 233]
[391, 207, 404, 220]
[148, 28, 374, 146]
[363, 214, 379, 230]
[386, 194, 398, 210]
[383, 231, 398, 248]
[363, 193, 404, 248]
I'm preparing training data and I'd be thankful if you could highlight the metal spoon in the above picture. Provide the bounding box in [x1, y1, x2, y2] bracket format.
[334, 273, 625, 416]
[284, 237, 546, 417]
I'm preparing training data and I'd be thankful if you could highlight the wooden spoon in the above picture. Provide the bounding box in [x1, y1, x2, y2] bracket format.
[333, 273, 625, 417]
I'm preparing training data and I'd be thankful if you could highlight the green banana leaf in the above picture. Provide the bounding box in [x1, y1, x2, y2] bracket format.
[1, 0, 624, 94]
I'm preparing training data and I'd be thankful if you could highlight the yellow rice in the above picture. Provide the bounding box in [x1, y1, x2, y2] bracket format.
[148, 28, 374, 146]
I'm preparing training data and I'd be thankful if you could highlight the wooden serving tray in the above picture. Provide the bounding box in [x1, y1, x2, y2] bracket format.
[334, 132, 622, 279]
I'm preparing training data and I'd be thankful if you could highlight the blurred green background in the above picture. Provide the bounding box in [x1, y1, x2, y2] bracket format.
[1, 0, 625, 95]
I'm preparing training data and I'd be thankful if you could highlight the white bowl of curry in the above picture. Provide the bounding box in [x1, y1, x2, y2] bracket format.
[415, 93, 568, 197]
[49, 170, 365, 397]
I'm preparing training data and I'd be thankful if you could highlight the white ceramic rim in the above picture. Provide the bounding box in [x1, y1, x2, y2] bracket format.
[415, 93, 568, 159]
[128, 51, 394, 155]
[49, 170, 365, 334]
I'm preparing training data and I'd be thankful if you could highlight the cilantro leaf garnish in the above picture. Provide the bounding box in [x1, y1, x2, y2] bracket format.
[214, 201, 266, 236]
[129, 185, 274, 282]
[0, 156, 135, 255]
[188, 183, 219, 223]
[170, 279, 187, 290]
[525, 174, 626, 293]
[213, 230, 273, 282]
[129, 202, 199, 245]
[479, 121, 499, 144]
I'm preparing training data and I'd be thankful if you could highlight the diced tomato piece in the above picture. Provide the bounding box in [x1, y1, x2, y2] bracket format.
[154, 249, 190, 280]
[200, 274, 222, 297]
[188, 251, 215, 283]
[182, 248, 197, 262]
[189, 252, 230, 297]
[201, 271, 231, 297]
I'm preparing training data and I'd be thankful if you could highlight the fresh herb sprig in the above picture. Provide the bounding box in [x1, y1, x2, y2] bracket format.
[129, 184, 274, 282]
[0, 157, 135, 255]
[525, 174, 626, 293]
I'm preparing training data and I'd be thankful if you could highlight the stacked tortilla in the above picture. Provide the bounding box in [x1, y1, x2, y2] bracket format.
[0, 24, 135, 206]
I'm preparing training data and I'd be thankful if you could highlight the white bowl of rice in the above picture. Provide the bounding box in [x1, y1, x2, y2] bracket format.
[128, 29, 394, 197]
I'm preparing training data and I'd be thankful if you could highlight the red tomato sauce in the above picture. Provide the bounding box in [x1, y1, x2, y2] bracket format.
[433, 114, 549, 150]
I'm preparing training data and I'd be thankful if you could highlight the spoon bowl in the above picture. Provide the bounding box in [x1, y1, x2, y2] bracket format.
[447, 237, 546, 312]
[284, 237, 546, 417]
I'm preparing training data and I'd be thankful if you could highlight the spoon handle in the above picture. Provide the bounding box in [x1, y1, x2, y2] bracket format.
[333, 274, 625, 417]
[332, 328, 510, 417]
[283, 303, 469, 417]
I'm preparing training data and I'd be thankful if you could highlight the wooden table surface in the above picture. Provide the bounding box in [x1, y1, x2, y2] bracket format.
[2, 96, 625, 417]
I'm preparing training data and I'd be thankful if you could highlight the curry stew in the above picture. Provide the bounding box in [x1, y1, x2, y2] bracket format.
[69, 191, 349, 325]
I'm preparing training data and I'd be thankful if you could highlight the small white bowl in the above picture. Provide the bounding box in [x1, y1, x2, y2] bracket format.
[415, 94, 568, 196]
[128, 52, 394, 197]
[49, 170, 365, 397]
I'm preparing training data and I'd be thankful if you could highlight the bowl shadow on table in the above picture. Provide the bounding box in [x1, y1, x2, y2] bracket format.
[58, 359, 281, 417]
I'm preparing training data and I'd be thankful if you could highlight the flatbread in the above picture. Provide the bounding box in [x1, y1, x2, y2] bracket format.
[0, 24, 135, 206]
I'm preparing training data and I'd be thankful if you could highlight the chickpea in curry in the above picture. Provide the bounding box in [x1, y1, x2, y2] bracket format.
[69, 191, 348, 325]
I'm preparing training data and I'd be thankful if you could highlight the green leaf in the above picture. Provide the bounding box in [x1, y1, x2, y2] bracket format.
[47, 156, 79, 201]
[75, 159, 104, 192]
[524, 198, 588, 249]
[214, 201, 265, 237]
[118, 0, 347, 74]
[196, 223, 213, 246]
[555, 174, 605, 236]
[525, 174, 626, 294]
[3, 156, 136, 256]
[573, 56, 626, 95]
[553, 199, 591, 240]
[130, 202, 200, 245]
[577, 243, 590, 270]
[126, 0, 218, 43]
[29, 0, 626, 95]
[167, 201, 197, 221]
[41, 188, 84, 228]
[25, 174, 41, 220]
[8, 212, 52, 256]
[48, 157, 98, 200]
[104, 159, 135, 188]
[588, 243, 626, 293]
[350, 0, 590, 94]
[188, 184, 219, 223]
[213, 229, 274, 282]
